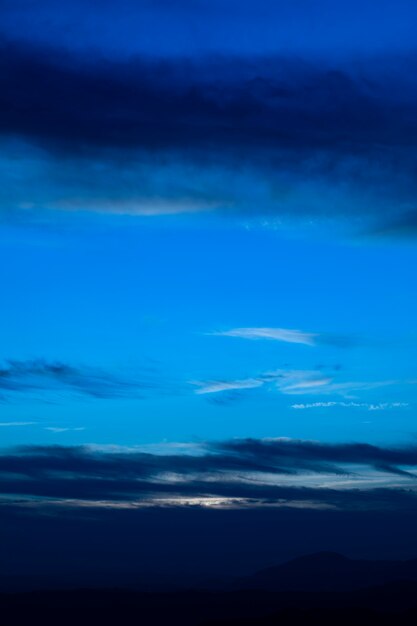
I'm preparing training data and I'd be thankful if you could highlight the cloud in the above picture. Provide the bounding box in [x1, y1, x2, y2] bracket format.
[212, 438, 417, 480]
[210, 327, 362, 348]
[0, 438, 417, 511]
[44, 427, 86, 433]
[210, 327, 317, 346]
[192, 368, 397, 399]
[291, 401, 409, 410]
[292, 380, 397, 397]
[0, 421, 37, 427]
[192, 378, 264, 395]
[2, 41, 417, 233]
[277, 376, 396, 397]
[277, 373, 333, 393]
[1, 42, 415, 159]
[0, 359, 158, 401]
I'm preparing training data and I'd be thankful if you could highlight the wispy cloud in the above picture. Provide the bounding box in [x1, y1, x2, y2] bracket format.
[291, 401, 409, 411]
[192, 378, 264, 395]
[295, 380, 397, 397]
[192, 369, 396, 400]
[210, 327, 317, 346]
[209, 327, 361, 348]
[276, 372, 332, 393]
[0, 359, 160, 402]
[0, 421, 37, 427]
[44, 427, 86, 433]
[277, 376, 396, 397]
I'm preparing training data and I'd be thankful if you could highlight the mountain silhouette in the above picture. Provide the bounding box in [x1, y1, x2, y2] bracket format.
[3, 554, 417, 624]
[234, 551, 417, 592]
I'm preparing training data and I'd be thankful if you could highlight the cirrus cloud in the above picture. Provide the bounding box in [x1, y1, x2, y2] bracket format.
[210, 327, 317, 346]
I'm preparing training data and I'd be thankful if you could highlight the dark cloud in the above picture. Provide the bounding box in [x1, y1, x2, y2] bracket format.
[0, 359, 156, 401]
[1, 475, 417, 512]
[2, 41, 417, 231]
[1, 438, 417, 509]
[2, 42, 416, 156]
[212, 438, 417, 468]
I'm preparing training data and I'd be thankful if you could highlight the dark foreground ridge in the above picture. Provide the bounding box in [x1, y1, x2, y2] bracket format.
[2, 580, 417, 625]
[3, 553, 417, 625]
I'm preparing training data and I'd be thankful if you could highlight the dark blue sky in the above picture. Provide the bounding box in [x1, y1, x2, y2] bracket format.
[2, 0, 417, 57]
[0, 1, 417, 560]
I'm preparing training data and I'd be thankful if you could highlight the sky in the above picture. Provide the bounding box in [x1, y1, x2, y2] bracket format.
[1, 0, 417, 581]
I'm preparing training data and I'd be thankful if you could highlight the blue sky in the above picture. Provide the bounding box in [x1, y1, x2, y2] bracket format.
[3, 0, 417, 57]
[1, 215, 416, 449]
[1, 0, 417, 516]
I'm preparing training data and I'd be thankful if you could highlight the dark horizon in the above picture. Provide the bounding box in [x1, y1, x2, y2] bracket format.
[4, 550, 417, 625]
[2, 504, 417, 592]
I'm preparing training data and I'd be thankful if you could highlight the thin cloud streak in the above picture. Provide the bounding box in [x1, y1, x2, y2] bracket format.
[44, 427, 86, 433]
[210, 327, 317, 346]
[291, 401, 410, 410]
[0, 422, 38, 427]
[192, 378, 264, 395]
[193, 369, 398, 399]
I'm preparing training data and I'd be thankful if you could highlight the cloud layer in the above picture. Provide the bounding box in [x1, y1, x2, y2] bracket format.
[1, 438, 417, 511]
[2, 41, 417, 233]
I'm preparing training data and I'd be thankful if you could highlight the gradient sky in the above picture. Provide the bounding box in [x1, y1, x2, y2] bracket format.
[1, 0, 417, 539]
